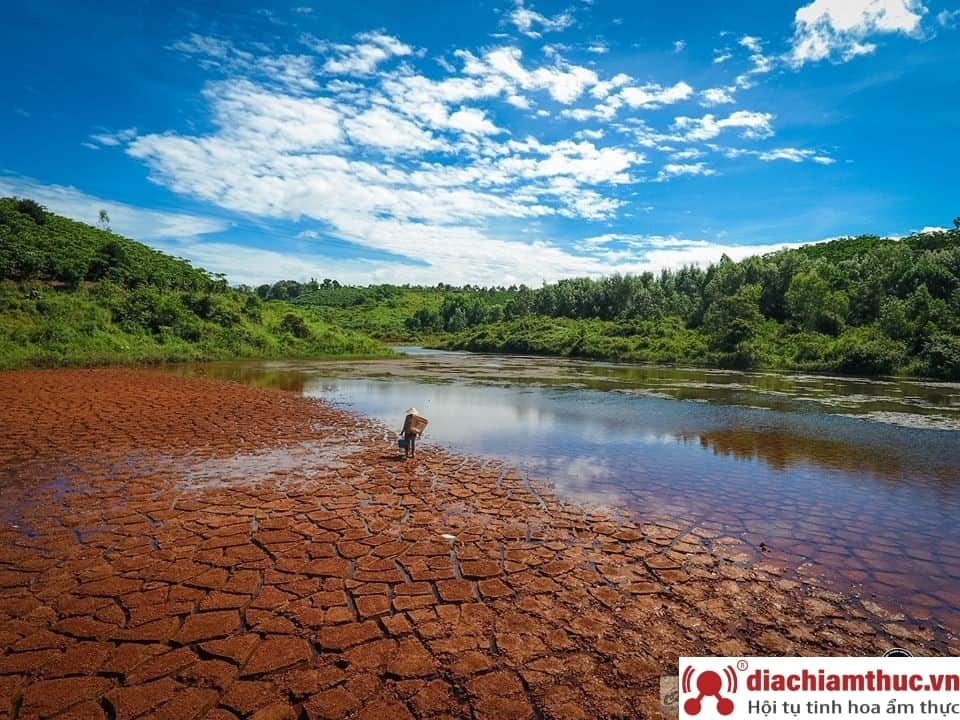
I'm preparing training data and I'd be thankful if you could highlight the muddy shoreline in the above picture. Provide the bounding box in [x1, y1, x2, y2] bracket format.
[0, 369, 955, 719]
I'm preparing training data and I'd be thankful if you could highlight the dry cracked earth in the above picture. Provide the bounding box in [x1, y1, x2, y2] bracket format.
[0, 369, 955, 720]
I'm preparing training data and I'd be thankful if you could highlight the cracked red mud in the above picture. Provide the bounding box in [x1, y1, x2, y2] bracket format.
[0, 369, 954, 719]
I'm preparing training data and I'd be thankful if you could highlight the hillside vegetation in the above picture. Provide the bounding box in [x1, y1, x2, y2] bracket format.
[276, 227, 960, 379]
[0, 198, 388, 369]
[4, 195, 958, 379]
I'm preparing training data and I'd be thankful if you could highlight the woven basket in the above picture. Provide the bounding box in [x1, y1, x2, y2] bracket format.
[408, 415, 429, 433]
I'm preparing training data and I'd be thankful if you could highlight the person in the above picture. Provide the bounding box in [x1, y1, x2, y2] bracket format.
[400, 407, 423, 459]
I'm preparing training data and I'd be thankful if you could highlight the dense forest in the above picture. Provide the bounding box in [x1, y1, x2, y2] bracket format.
[3, 196, 958, 379]
[277, 226, 960, 379]
[0, 198, 388, 368]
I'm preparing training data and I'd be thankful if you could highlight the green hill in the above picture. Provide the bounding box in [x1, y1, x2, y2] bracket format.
[0, 197, 389, 369]
[4, 195, 958, 379]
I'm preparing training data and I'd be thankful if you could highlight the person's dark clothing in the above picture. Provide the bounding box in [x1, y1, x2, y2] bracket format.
[401, 413, 420, 457]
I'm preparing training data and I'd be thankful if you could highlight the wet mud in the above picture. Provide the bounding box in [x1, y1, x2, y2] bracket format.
[0, 369, 955, 719]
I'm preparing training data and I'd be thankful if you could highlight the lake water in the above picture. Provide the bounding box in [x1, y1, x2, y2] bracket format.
[164, 349, 960, 625]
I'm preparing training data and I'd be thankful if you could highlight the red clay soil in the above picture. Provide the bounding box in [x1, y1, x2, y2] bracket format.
[0, 369, 954, 720]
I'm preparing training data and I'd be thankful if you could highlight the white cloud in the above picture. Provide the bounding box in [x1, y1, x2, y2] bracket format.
[757, 147, 834, 163]
[168, 33, 241, 61]
[669, 149, 704, 161]
[204, 80, 343, 150]
[121, 68, 656, 284]
[344, 106, 442, 152]
[588, 72, 631, 100]
[620, 81, 694, 108]
[89, 127, 138, 147]
[587, 42, 609, 54]
[721, 146, 836, 164]
[168, 33, 323, 92]
[655, 163, 717, 182]
[673, 40, 686, 53]
[258, 54, 319, 91]
[739, 35, 764, 53]
[576, 234, 810, 270]
[501, 138, 645, 184]
[447, 107, 502, 135]
[0, 175, 228, 240]
[564, 79, 693, 122]
[575, 128, 604, 141]
[734, 36, 776, 88]
[477, 46, 599, 104]
[580, 233, 709, 250]
[699, 87, 735, 106]
[158, 232, 819, 287]
[640, 240, 808, 268]
[672, 110, 775, 141]
[713, 51, 733, 64]
[508, 0, 574, 38]
[319, 31, 413, 75]
[788, 0, 927, 67]
[937, 8, 960, 27]
[78, 24, 836, 286]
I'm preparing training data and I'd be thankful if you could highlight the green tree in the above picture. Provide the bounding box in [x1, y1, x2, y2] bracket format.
[786, 269, 847, 335]
[704, 283, 763, 352]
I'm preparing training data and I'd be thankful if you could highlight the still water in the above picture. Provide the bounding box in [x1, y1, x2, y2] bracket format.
[165, 349, 960, 624]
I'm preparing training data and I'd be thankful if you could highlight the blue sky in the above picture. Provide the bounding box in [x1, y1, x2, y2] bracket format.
[2, 0, 958, 286]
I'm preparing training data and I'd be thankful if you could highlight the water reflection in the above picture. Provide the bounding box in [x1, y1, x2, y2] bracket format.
[159, 350, 960, 623]
[687, 428, 907, 477]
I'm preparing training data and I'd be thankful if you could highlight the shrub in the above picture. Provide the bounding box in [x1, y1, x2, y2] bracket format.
[828, 328, 905, 376]
[920, 334, 960, 380]
[15, 198, 46, 224]
[280, 312, 312, 339]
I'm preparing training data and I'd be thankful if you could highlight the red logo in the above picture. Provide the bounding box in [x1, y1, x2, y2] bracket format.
[682, 666, 736, 716]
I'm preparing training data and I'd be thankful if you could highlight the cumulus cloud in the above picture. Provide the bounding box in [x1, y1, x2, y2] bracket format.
[121, 66, 656, 284]
[317, 31, 413, 75]
[621, 81, 694, 108]
[699, 87, 735, 107]
[788, 0, 927, 66]
[655, 163, 717, 182]
[507, 0, 574, 38]
[734, 36, 776, 88]
[560, 79, 693, 122]
[78, 22, 840, 285]
[739, 35, 764, 53]
[472, 46, 599, 103]
[672, 110, 775, 141]
[343, 106, 442, 152]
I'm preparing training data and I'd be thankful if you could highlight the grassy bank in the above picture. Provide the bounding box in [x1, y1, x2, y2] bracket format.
[0, 198, 389, 369]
